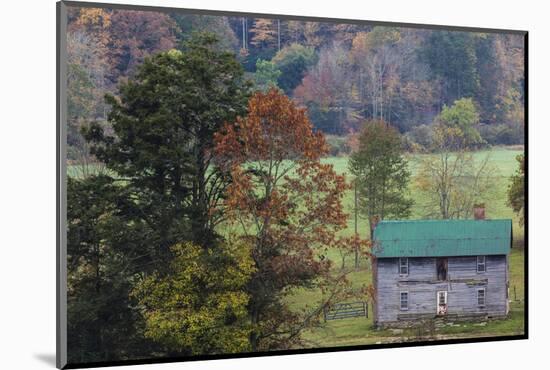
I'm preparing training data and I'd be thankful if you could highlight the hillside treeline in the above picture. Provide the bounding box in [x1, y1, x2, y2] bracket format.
[67, 6, 524, 157]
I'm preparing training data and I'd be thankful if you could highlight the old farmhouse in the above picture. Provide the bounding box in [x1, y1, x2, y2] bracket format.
[371, 210, 512, 327]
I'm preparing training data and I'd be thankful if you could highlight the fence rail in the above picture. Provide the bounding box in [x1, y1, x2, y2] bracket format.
[323, 301, 368, 321]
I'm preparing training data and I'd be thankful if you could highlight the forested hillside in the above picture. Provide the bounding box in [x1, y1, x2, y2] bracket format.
[67, 7, 524, 162]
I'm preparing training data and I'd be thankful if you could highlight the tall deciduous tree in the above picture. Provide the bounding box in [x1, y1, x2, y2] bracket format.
[350, 28, 402, 123]
[85, 33, 251, 253]
[249, 18, 277, 49]
[348, 120, 413, 239]
[294, 43, 352, 134]
[214, 89, 363, 350]
[415, 124, 497, 219]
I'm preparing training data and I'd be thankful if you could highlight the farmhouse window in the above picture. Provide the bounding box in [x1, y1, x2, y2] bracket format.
[399, 257, 409, 275]
[436, 257, 448, 280]
[477, 288, 486, 306]
[477, 256, 486, 273]
[400, 292, 409, 310]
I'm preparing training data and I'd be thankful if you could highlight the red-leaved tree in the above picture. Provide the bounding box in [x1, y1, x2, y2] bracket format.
[214, 89, 368, 351]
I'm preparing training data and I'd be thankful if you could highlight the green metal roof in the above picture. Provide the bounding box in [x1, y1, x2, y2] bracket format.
[372, 219, 512, 258]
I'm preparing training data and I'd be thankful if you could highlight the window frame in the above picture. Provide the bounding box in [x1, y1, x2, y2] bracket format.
[398, 257, 409, 276]
[477, 287, 486, 307]
[436, 257, 448, 281]
[400, 291, 409, 311]
[437, 290, 447, 305]
[477, 256, 486, 273]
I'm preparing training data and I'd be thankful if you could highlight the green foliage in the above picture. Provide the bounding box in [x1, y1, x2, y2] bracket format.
[437, 98, 483, 147]
[254, 59, 281, 91]
[348, 120, 413, 237]
[84, 32, 252, 250]
[170, 14, 239, 52]
[421, 31, 480, 104]
[272, 43, 318, 93]
[507, 154, 525, 226]
[132, 240, 255, 354]
[67, 175, 157, 363]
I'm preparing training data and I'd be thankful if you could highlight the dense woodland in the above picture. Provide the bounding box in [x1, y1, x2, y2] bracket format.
[67, 7, 524, 161]
[65, 6, 525, 364]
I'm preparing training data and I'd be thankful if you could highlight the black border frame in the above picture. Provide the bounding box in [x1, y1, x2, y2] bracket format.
[56, 1, 529, 369]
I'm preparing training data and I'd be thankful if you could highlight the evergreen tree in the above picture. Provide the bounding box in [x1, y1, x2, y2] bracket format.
[421, 31, 480, 106]
[67, 176, 159, 362]
[85, 33, 252, 254]
[348, 120, 413, 238]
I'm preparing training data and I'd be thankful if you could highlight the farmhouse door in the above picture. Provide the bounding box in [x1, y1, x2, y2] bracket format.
[437, 290, 448, 315]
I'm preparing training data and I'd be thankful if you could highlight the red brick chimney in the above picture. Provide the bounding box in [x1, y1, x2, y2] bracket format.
[474, 203, 486, 220]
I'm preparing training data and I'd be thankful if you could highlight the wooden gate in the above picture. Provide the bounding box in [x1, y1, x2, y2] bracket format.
[323, 301, 368, 321]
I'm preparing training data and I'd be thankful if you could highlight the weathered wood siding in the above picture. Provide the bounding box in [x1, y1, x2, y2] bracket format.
[374, 255, 508, 325]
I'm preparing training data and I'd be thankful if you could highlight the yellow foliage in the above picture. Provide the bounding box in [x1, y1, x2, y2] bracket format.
[132, 239, 255, 354]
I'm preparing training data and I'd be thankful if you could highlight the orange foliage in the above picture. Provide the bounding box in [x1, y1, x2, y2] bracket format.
[214, 89, 369, 349]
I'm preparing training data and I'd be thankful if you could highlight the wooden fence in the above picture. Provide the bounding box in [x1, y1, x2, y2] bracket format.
[323, 301, 368, 321]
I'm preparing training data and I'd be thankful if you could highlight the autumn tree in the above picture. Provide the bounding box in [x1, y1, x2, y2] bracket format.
[214, 89, 363, 350]
[132, 239, 255, 355]
[66, 15, 110, 162]
[415, 124, 498, 219]
[284, 20, 306, 44]
[348, 120, 413, 239]
[106, 9, 179, 84]
[69, 8, 179, 86]
[85, 33, 251, 252]
[294, 43, 352, 134]
[507, 154, 525, 226]
[350, 28, 402, 123]
[250, 18, 277, 48]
